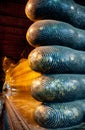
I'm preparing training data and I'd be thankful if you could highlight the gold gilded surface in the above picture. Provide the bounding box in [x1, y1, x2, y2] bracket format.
[4, 58, 41, 92]
[7, 91, 49, 130]
[9, 91, 41, 125]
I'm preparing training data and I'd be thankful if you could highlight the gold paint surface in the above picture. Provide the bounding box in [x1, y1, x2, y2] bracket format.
[9, 91, 41, 125]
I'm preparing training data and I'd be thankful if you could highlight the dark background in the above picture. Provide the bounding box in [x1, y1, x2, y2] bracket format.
[0, 0, 33, 92]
